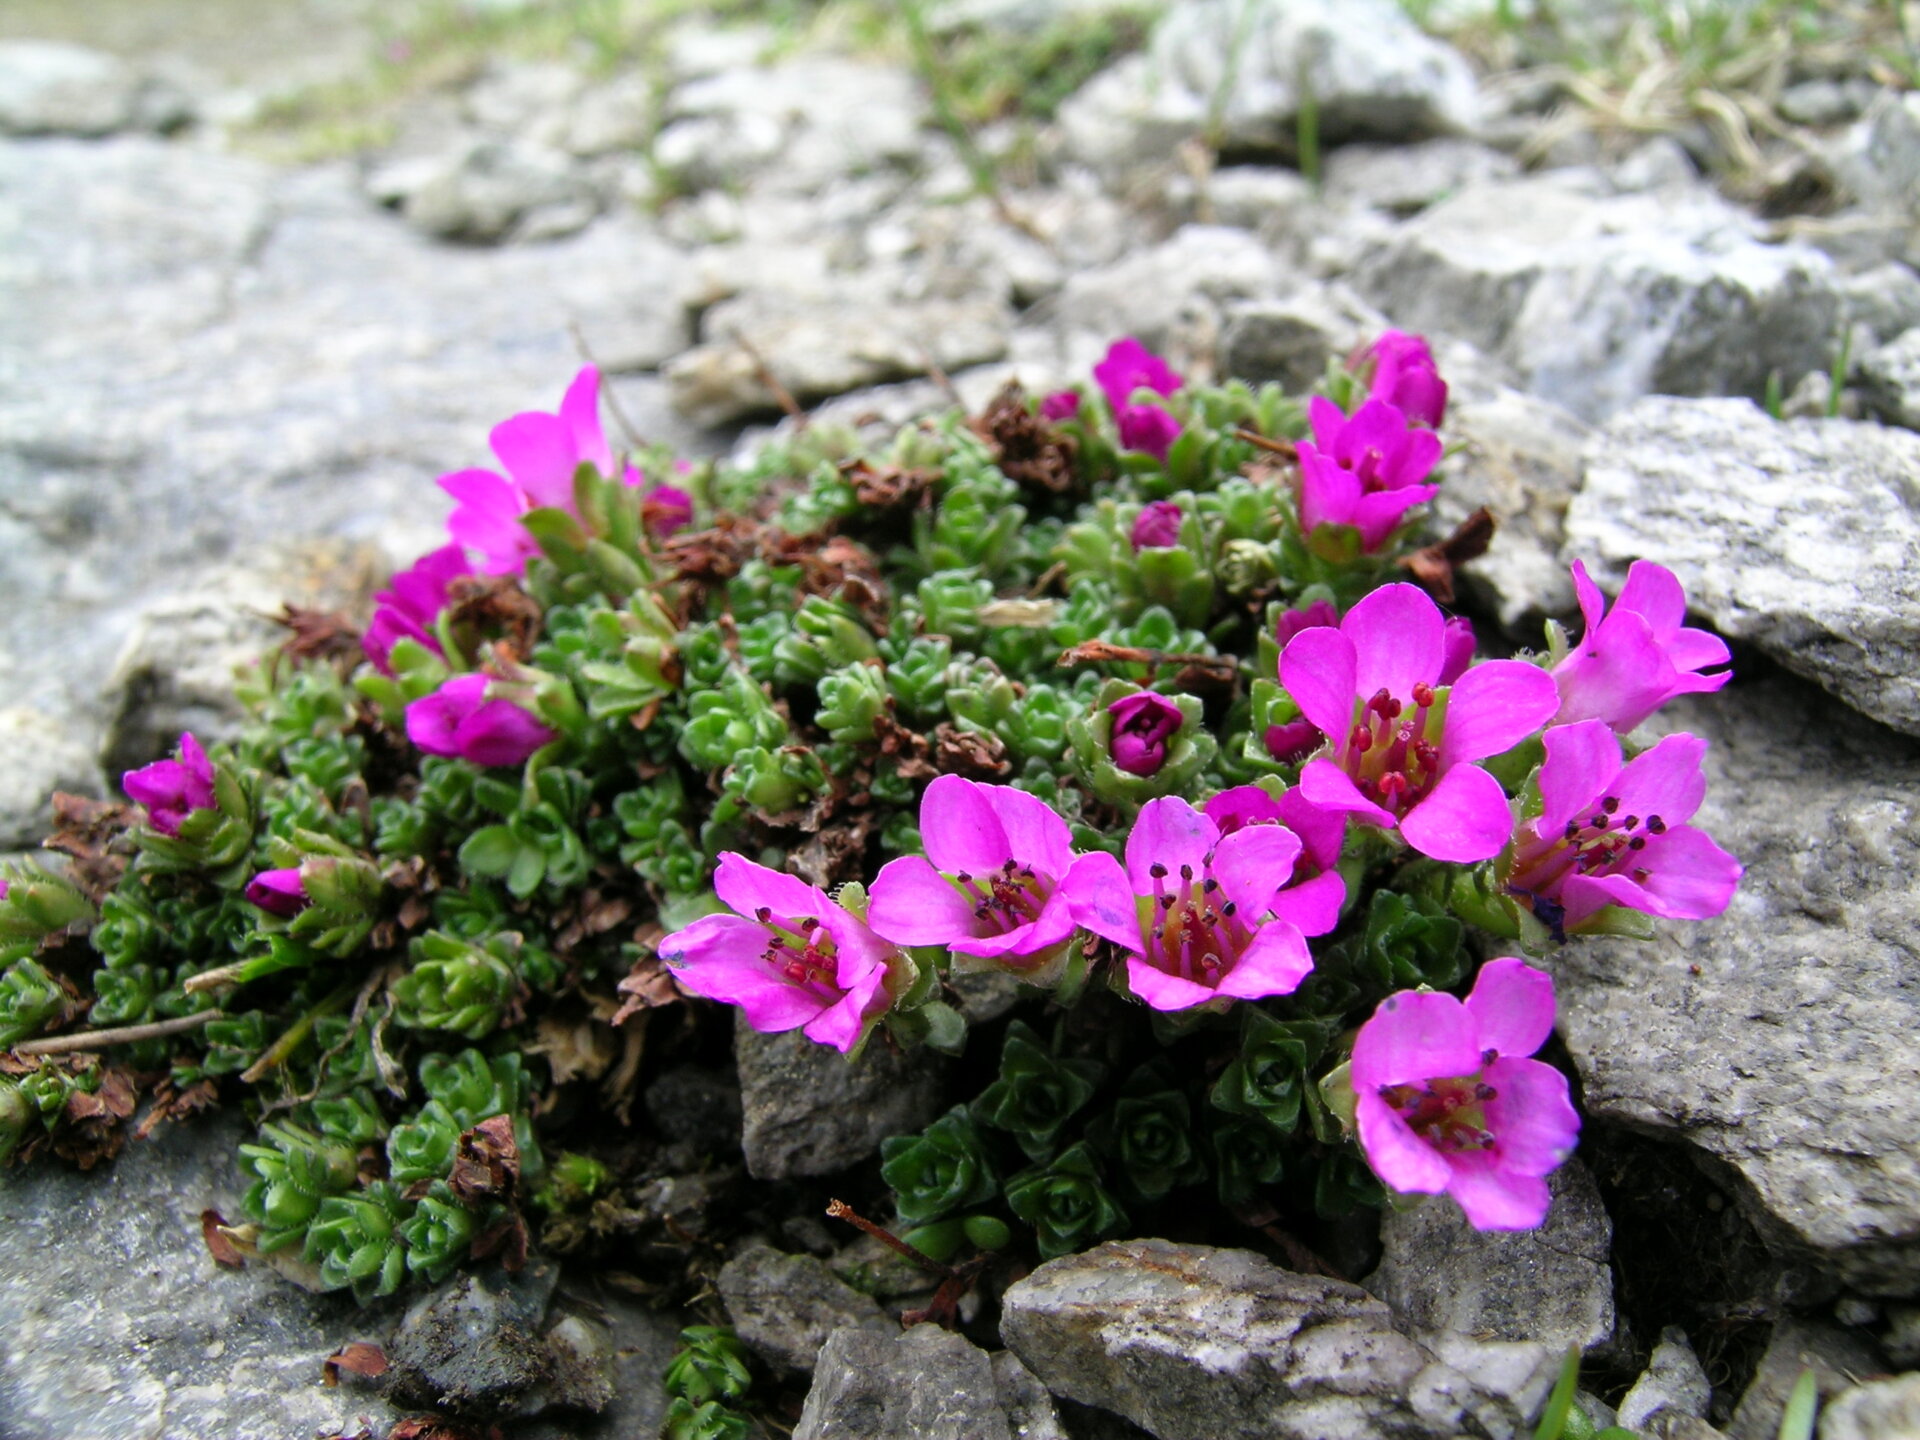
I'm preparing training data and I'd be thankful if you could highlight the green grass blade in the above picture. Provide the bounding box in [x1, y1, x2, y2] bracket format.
[1533, 1345, 1582, 1440]
[1777, 1367, 1819, 1440]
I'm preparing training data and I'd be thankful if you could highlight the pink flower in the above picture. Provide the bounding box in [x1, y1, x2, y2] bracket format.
[245, 868, 309, 918]
[658, 853, 893, 1053]
[1364, 331, 1448, 428]
[1439, 614, 1476, 686]
[439, 366, 616, 575]
[405, 674, 558, 768]
[123, 733, 217, 837]
[1351, 958, 1579, 1230]
[1280, 584, 1558, 863]
[868, 777, 1123, 970]
[364, 544, 471, 676]
[1505, 720, 1740, 937]
[1075, 796, 1335, 1012]
[1117, 403, 1181, 460]
[1295, 397, 1442, 552]
[1203, 785, 1346, 931]
[1552, 560, 1731, 733]
[1092, 338, 1182, 411]
[1274, 598, 1340, 651]
[1107, 692, 1184, 777]
[640, 483, 694, 538]
[1041, 390, 1082, 421]
[1131, 501, 1183, 551]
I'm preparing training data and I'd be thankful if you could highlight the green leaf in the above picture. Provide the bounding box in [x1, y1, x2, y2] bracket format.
[1532, 1346, 1582, 1440]
[1776, 1368, 1819, 1440]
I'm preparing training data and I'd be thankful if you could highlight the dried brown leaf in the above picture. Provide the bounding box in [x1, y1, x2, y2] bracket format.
[321, 1341, 389, 1386]
[201, 1208, 246, 1270]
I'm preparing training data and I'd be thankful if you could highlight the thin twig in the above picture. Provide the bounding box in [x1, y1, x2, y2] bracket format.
[13, 1011, 216, 1057]
[1232, 428, 1297, 458]
[239, 977, 358, 1085]
[729, 328, 806, 422]
[825, 1198, 950, 1277]
[259, 963, 397, 1118]
[569, 320, 647, 451]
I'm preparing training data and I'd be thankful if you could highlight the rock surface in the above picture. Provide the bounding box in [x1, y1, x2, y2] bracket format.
[793, 1324, 1014, 1440]
[1367, 1159, 1617, 1358]
[717, 1246, 893, 1378]
[1819, 1373, 1920, 1440]
[1859, 327, 1920, 431]
[385, 1258, 566, 1417]
[1564, 397, 1920, 738]
[0, 706, 103, 849]
[734, 1025, 946, 1180]
[1618, 1328, 1714, 1431]
[0, 40, 179, 137]
[1000, 1237, 1530, 1440]
[1728, 1318, 1884, 1440]
[1545, 671, 1920, 1295]
[1352, 172, 1842, 421]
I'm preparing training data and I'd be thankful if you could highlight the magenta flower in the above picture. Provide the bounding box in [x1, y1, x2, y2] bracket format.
[1364, 331, 1448, 428]
[1077, 796, 1326, 1012]
[245, 868, 309, 918]
[123, 733, 218, 837]
[439, 366, 616, 575]
[1041, 390, 1082, 421]
[1505, 719, 1740, 937]
[1202, 785, 1346, 936]
[364, 544, 471, 676]
[1552, 560, 1732, 733]
[1130, 501, 1183, 551]
[1294, 397, 1442, 552]
[1117, 403, 1182, 461]
[1275, 597, 1340, 651]
[1352, 958, 1579, 1230]
[641, 483, 695, 538]
[405, 674, 558, 768]
[1280, 584, 1558, 863]
[1092, 337, 1182, 411]
[868, 776, 1124, 971]
[1439, 614, 1476, 686]
[658, 853, 893, 1053]
[1107, 692, 1184, 777]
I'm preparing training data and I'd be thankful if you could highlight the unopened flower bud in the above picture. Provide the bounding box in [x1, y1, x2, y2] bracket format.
[1108, 692, 1185, 777]
[1130, 501, 1183, 551]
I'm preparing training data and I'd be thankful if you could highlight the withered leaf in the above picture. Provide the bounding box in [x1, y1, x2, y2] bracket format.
[931, 723, 1011, 780]
[200, 1208, 246, 1271]
[975, 381, 1080, 495]
[611, 951, 682, 1026]
[448, 1115, 520, 1206]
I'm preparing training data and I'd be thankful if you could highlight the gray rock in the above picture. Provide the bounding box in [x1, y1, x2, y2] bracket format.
[1886, 1306, 1920, 1369]
[0, 1110, 395, 1440]
[1322, 139, 1518, 216]
[1367, 1160, 1617, 1358]
[99, 542, 381, 780]
[385, 1257, 562, 1417]
[1000, 1237, 1530, 1440]
[1564, 396, 1920, 737]
[1619, 1328, 1714, 1430]
[1180, 165, 1315, 232]
[1058, 0, 1478, 174]
[1054, 225, 1281, 358]
[1836, 265, 1920, 352]
[1833, 91, 1920, 222]
[1860, 327, 1920, 430]
[564, 73, 656, 158]
[463, 60, 587, 146]
[0, 706, 103, 849]
[734, 1025, 947, 1180]
[1437, 386, 1590, 630]
[1779, 78, 1875, 129]
[643, 1064, 743, 1151]
[717, 1246, 893, 1378]
[1820, 1373, 1920, 1440]
[1729, 1318, 1884, 1440]
[401, 140, 601, 244]
[0, 41, 152, 137]
[1544, 670, 1920, 1295]
[668, 286, 1009, 428]
[793, 1323, 1011, 1440]
[994, 1349, 1069, 1440]
[1351, 171, 1843, 421]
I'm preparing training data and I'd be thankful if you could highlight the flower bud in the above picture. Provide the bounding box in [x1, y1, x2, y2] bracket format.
[1107, 692, 1185, 777]
[1117, 403, 1181, 461]
[1130, 501, 1184, 551]
[245, 868, 309, 918]
[1439, 615, 1476, 686]
[1040, 390, 1081, 421]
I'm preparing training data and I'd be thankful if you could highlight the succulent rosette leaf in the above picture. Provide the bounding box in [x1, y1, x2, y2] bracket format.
[969, 1020, 1106, 1161]
[880, 1105, 1000, 1224]
[1004, 1141, 1129, 1260]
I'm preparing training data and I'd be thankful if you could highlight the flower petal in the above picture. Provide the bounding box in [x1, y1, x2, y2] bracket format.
[1062, 850, 1142, 952]
[951, 889, 1078, 960]
[1611, 732, 1711, 828]
[1441, 660, 1559, 763]
[1355, 1091, 1451, 1194]
[1537, 720, 1621, 836]
[1398, 763, 1515, 863]
[918, 775, 1014, 876]
[1210, 822, 1303, 917]
[1123, 953, 1221, 1012]
[659, 915, 823, 1033]
[1343, 583, 1444, 702]
[1272, 869, 1345, 937]
[1615, 559, 1687, 636]
[1214, 920, 1313, 1001]
[1444, 1152, 1553, 1230]
[1350, 989, 1480, 1091]
[981, 782, 1077, 881]
[490, 411, 580, 512]
[1298, 758, 1396, 828]
[1464, 958, 1557, 1061]
[1482, 1056, 1581, 1176]
[1276, 788, 1347, 871]
[714, 852, 828, 925]
[1279, 625, 1359, 745]
[1567, 824, 1742, 922]
[1124, 797, 1217, 894]
[559, 364, 614, 476]
[867, 856, 983, 946]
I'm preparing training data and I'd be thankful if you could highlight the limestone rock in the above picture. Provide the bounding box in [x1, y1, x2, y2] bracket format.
[1055, 226, 1281, 361]
[1619, 1328, 1714, 1431]
[1819, 1373, 1920, 1440]
[0, 706, 103, 850]
[1729, 1318, 1884, 1440]
[400, 140, 601, 244]
[1545, 671, 1920, 1294]
[1322, 139, 1519, 217]
[734, 1026, 947, 1180]
[1564, 396, 1920, 736]
[1058, 0, 1478, 174]
[717, 1247, 892, 1378]
[1351, 171, 1843, 421]
[1367, 1160, 1617, 1358]
[1860, 327, 1920, 431]
[793, 1324, 1012, 1440]
[1833, 91, 1920, 223]
[993, 1349, 1069, 1440]
[0, 1111, 394, 1440]
[385, 1259, 563, 1417]
[1000, 1237, 1530, 1440]
[0, 41, 159, 138]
